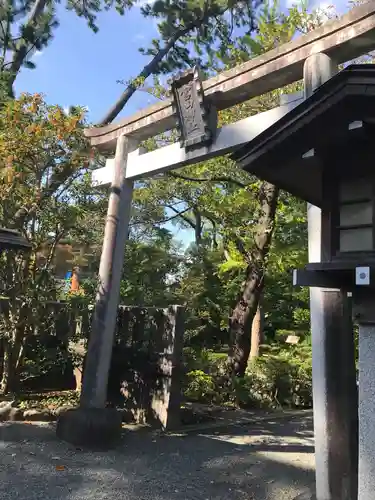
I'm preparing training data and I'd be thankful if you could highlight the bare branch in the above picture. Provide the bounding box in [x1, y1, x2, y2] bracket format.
[130, 206, 192, 227]
[167, 171, 247, 188]
[166, 204, 197, 230]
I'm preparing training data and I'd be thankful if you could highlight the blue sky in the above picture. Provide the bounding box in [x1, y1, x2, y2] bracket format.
[14, 5, 161, 122]
[14, 0, 349, 247]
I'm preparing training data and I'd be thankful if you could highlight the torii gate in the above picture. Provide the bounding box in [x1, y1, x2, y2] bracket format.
[58, 3, 375, 499]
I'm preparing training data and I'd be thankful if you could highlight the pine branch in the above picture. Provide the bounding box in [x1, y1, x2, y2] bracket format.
[7, 0, 49, 92]
[98, 3, 223, 125]
[0, 13, 11, 65]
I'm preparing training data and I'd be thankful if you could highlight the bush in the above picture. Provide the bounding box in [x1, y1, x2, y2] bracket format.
[245, 350, 312, 408]
[184, 370, 218, 404]
[182, 343, 313, 409]
[183, 347, 227, 374]
[16, 390, 80, 410]
[243, 343, 312, 408]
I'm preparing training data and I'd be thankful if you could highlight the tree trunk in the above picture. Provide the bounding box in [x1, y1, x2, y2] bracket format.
[229, 266, 264, 376]
[193, 208, 203, 245]
[0, 338, 3, 377]
[0, 338, 14, 394]
[250, 301, 264, 360]
[0, 326, 24, 394]
[229, 182, 279, 376]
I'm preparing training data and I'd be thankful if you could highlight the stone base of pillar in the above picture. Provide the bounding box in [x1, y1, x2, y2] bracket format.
[294, 492, 316, 500]
[56, 407, 122, 449]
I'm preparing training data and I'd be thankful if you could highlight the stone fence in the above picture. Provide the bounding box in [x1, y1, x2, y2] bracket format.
[0, 300, 184, 430]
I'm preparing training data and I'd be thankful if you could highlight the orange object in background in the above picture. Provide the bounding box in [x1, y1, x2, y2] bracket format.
[70, 267, 79, 292]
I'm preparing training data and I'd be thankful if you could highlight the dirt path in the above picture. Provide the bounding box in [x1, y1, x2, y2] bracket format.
[0, 411, 315, 500]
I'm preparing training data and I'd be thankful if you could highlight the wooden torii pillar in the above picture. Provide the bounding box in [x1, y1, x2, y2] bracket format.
[304, 53, 358, 500]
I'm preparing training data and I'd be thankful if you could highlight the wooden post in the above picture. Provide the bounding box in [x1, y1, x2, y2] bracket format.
[304, 53, 358, 500]
[56, 135, 138, 449]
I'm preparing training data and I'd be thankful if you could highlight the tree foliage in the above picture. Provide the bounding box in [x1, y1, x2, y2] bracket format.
[0, 93, 98, 393]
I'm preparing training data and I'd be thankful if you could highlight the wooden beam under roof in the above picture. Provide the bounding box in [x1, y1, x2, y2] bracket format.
[0, 228, 31, 251]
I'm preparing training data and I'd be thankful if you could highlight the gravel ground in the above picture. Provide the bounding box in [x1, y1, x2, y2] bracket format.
[0, 411, 315, 500]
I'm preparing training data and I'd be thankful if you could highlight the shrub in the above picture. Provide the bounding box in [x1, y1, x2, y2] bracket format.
[245, 344, 312, 408]
[182, 343, 313, 409]
[183, 370, 219, 404]
[183, 347, 227, 375]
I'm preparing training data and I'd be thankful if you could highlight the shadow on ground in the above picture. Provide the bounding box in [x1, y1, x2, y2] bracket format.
[0, 411, 315, 500]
